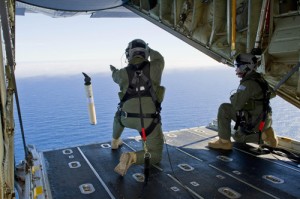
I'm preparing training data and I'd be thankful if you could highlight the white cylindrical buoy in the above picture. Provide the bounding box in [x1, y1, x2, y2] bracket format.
[82, 72, 97, 125]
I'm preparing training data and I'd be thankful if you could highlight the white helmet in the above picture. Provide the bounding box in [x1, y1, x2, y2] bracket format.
[125, 39, 149, 61]
[234, 53, 258, 75]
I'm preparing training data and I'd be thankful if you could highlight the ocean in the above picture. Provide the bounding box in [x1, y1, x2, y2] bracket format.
[14, 67, 300, 163]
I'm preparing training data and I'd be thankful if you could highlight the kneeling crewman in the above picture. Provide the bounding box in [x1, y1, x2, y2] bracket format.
[208, 53, 278, 150]
[110, 39, 165, 176]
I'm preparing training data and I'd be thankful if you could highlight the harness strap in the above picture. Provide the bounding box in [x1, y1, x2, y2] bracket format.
[253, 77, 271, 144]
[121, 64, 162, 114]
[234, 111, 242, 130]
[119, 110, 159, 119]
[135, 73, 151, 185]
[139, 116, 160, 137]
[139, 73, 161, 111]
[121, 62, 152, 103]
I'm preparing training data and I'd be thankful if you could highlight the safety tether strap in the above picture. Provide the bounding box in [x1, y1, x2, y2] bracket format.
[254, 78, 271, 145]
[135, 71, 151, 186]
[136, 71, 161, 138]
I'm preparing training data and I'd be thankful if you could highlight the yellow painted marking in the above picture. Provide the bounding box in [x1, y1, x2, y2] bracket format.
[32, 166, 40, 175]
[34, 186, 43, 199]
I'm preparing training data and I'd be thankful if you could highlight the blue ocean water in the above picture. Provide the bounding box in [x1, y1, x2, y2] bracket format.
[14, 67, 300, 162]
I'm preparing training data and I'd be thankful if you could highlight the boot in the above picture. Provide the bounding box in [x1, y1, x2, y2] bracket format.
[208, 138, 233, 150]
[262, 127, 278, 148]
[111, 138, 123, 150]
[114, 152, 136, 176]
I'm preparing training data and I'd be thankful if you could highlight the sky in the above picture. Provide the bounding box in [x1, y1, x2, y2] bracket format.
[15, 11, 226, 78]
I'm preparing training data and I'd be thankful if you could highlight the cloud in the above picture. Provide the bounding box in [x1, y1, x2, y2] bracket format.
[15, 57, 227, 78]
[15, 60, 108, 78]
[15, 14, 224, 79]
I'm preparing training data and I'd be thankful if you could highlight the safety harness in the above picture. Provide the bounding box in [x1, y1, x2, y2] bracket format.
[234, 76, 271, 144]
[118, 61, 162, 185]
[118, 61, 162, 137]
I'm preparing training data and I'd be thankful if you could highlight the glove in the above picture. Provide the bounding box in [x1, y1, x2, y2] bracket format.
[110, 65, 117, 72]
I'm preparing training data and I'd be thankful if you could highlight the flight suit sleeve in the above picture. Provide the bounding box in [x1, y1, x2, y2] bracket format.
[149, 48, 165, 76]
[149, 48, 165, 93]
[111, 67, 129, 99]
[112, 67, 125, 84]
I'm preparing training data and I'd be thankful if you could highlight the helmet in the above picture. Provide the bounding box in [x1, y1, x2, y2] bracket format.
[125, 39, 149, 61]
[234, 53, 258, 75]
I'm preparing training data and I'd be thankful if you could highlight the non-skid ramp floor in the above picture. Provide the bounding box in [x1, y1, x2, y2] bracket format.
[164, 127, 300, 199]
[41, 145, 113, 199]
[42, 126, 300, 199]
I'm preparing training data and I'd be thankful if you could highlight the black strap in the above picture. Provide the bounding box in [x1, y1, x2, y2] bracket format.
[136, 72, 151, 186]
[119, 110, 159, 118]
[139, 116, 160, 137]
[234, 111, 242, 130]
[139, 73, 161, 113]
[120, 63, 161, 113]
[121, 62, 151, 103]
[251, 77, 271, 113]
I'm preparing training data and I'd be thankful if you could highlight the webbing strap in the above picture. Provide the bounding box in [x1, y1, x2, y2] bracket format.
[121, 65, 161, 113]
[119, 111, 158, 119]
[139, 117, 160, 138]
[137, 75, 151, 185]
[140, 74, 160, 111]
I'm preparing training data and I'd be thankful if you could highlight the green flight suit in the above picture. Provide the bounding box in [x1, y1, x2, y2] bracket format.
[111, 48, 165, 165]
[218, 71, 274, 143]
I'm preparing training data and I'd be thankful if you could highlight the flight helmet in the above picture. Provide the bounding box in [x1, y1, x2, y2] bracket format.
[125, 39, 149, 62]
[234, 53, 258, 76]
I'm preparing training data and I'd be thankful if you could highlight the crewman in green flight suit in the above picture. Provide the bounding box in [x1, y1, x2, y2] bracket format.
[208, 53, 278, 150]
[110, 39, 165, 176]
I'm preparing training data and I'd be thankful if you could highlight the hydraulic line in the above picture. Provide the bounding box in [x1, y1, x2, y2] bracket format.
[231, 0, 236, 55]
[136, 72, 151, 184]
[0, 0, 28, 159]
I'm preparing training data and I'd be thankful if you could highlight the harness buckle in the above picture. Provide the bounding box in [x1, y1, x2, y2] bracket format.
[117, 105, 122, 111]
[122, 111, 127, 118]
[144, 151, 151, 159]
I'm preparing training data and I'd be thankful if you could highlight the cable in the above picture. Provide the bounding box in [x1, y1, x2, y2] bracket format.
[261, 145, 300, 167]
[120, 52, 127, 68]
[163, 134, 198, 199]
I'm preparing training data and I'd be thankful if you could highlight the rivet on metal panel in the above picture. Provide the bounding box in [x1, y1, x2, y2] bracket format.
[101, 143, 110, 148]
[232, 170, 241, 175]
[178, 163, 194, 171]
[218, 187, 241, 198]
[262, 175, 284, 184]
[190, 181, 199, 186]
[170, 186, 180, 192]
[62, 149, 73, 154]
[79, 183, 95, 194]
[216, 175, 225, 179]
[217, 155, 233, 162]
[132, 173, 145, 182]
[68, 161, 81, 168]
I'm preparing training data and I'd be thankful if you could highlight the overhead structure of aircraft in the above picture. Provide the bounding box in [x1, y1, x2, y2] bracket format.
[0, 0, 299, 198]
